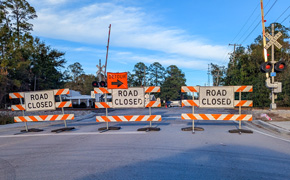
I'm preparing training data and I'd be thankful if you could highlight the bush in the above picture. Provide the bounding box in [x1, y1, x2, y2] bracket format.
[0, 114, 14, 125]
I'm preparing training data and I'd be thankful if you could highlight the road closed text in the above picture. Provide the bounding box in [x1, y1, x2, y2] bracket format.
[24, 91, 56, 112]
[199, 87, 234, 108]
[112, 88, 144, 108]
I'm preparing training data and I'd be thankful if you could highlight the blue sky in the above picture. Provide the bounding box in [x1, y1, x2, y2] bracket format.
[27, 0, 290, 87]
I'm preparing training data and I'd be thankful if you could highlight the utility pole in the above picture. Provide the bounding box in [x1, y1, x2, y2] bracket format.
[229, 43, 241, 66]
[207, 64, 211, 86]
[143, 66, 146, 87]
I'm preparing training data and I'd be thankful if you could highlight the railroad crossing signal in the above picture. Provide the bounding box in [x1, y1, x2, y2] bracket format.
[260, 60, 286, 73]
[264, 32, 282, 49]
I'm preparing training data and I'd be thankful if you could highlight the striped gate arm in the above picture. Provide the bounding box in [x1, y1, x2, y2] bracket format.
[14, 114, 75, 122]
[181, 113, 252, 121]
[96, 115, 162, 122]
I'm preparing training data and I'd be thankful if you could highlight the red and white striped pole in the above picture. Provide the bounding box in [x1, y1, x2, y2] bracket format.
[104, 24, 111, 76]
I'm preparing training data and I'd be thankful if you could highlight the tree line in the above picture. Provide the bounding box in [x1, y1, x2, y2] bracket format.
[63, 62, 188, 102]
[0, 0, 66, 107]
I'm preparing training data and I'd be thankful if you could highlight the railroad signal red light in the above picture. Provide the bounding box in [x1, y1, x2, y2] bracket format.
[274, 61, 286, 73]
[99, 81, 107, 87]
[260, 62, 272, 73]
[92, 81, 99, 87]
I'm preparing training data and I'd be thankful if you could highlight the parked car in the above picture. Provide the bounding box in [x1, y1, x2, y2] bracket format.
[166, 101, 181, 107]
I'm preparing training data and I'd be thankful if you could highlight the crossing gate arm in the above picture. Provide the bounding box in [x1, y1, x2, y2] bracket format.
[95, 102, 112, 108]
[14, 114, 75, 122]
[96, 115, 162, 122]
[181, 113, 252, 121]
[94, 88, 112, 94]
[181, 86, 200, 93]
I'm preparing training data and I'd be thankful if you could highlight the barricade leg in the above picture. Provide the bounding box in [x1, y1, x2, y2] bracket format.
[138, 96, 161, 131]
[181, 104, 204, 133]
[228, 91, 253, 134]
[18, 98, 43, 133]
[51, 95, 75, 133]
[98, 94, 121, 132]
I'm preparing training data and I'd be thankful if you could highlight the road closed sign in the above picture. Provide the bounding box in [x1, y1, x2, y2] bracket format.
[199, 86, 234, 108]
[24, 90, 56, 112]
[112, 87, 144, 108]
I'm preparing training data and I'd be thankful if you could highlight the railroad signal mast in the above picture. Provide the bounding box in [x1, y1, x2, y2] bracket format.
[262, 24, 286, 110]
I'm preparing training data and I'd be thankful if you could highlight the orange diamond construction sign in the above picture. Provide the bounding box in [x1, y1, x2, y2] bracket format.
[107, 72, 128, 89]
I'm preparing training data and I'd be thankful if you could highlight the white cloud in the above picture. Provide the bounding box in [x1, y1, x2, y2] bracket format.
[30, 1, 230, 70]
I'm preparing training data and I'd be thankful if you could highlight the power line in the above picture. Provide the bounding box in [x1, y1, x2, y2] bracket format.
[230, 2, 260, 43]
[235, 0, 271, 44]
[281, 14, 290, 24]
[275, 6, 290, 22]
[240, 0, 278, 45]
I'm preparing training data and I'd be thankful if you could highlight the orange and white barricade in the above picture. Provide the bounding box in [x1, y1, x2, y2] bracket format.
[181, 85, 253, 134]
[9, 88, 74, 132]
[93, 86, 162, 131]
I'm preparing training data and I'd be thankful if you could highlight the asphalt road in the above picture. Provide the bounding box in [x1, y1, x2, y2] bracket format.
[1, 107, 290, 180]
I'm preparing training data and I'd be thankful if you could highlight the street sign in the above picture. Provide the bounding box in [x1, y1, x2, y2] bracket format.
[199, 86, 234, 108]
[24, 90, 56, 112]
[107, 72, 128, 89]
[270, 72, 276, 77]
[112, 87, 144, 108]
[265, 32, 282, 49]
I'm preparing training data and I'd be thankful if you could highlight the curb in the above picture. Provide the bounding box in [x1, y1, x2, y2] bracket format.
[251, 120, 290, 136]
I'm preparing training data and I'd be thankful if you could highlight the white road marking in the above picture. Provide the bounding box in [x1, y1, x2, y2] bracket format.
[245, 126, 290, 143]
[0, 131, 147, 138]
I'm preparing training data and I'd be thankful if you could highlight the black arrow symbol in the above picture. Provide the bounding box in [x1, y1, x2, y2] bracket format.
[111, 79, 123, 87]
